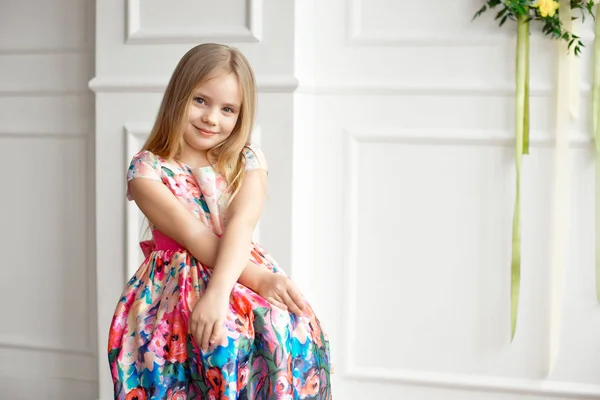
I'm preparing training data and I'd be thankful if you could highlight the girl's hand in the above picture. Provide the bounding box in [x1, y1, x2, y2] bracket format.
[189, 288, 230, 352]
[256, 272, 306, 315]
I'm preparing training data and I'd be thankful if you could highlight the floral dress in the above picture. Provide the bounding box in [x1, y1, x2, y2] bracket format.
[108, 145, 332, 400]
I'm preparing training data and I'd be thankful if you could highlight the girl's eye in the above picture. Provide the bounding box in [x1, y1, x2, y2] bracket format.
[194, 97, 205, 104]
[223, 107, 233, 113]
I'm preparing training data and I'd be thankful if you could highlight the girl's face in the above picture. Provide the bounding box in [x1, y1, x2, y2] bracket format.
[182, 71, 242, 158]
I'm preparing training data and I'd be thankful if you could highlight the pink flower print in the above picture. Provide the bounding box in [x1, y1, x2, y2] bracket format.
[182, 174, 201, 199]
[198, 175, 215, 196]
[239, 286, 269, 309]
[118, 333, 138, 365]
[274, 374, 291, 396]
[108, 312, 128, 351]
[206, 390, 218, 400]
[147, 324, 168, 358]
[165, 315, 187, 363]
[230, 294, 255, 339]
[166, 387, 187, 400]
[153, 256, 166, 281]
[169, 174, 200, 197]
[215, 175, 227, 192]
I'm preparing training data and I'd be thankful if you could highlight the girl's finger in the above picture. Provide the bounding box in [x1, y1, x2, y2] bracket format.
[287, 286, 306, 312]
[210, 320, 224, 348]
[194, 322, 205, 348]
[266, 296, 288, 311]
[201, 322, 214, 352]
[282, 291, 304, 315]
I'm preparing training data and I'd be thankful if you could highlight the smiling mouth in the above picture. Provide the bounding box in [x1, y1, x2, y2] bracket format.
[195, 126, 218, 136]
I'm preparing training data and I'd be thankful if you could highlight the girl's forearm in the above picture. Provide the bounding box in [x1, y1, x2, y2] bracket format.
[181, 225, 265, 292]
[205, 218, 257, 294]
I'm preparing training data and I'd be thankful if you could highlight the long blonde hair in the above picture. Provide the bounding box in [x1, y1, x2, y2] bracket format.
[142, 43, 257, 201]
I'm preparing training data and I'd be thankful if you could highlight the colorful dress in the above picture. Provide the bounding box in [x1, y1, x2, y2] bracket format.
[108, 145, 332, 400]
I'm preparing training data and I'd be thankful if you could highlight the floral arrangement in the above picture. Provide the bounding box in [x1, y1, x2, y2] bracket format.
[474, 1, 594, 56]
[473, 0, 597, 340]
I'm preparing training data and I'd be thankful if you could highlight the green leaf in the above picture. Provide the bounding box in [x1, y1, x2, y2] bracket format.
[473, 4, 488, 20]
[496, 7, 509, 20]
[516, 5, 528, 15]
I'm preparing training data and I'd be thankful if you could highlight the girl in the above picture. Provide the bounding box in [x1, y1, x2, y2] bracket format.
[108, 43, 332, 400]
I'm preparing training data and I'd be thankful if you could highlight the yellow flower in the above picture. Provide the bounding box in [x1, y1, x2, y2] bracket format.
[533, 0, 560, 17]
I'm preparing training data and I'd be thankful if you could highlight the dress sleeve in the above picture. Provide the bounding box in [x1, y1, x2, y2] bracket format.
[242, 144, 268, 173]
[126, 150, 162, 200]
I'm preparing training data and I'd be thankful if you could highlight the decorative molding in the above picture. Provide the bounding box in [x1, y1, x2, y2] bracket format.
[0, 132, 87, 139]
[247, 0, 263, 43]
[0, 47, 90, 55]
[346, 0, 510, 46]
[342, 128, 592, 148]
[346, 0, 594, 46]
[89, 80, 598, 97]
[342, 130, 360, 381]
[124, 124, 150, 280]
[0, 337, 94, 358]
[89, 75, 298, 93]
[341, 128, 598, 398]
[126, 0, 262, 44]
[0, 90, 89, 97]
[296, 83, 557, 97]
[345, 366, 600, 398]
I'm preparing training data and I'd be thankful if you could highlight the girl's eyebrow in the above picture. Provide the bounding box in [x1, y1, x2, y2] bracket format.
[194, 92, 240, 109]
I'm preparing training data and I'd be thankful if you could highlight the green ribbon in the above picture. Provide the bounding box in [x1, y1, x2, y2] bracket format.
[596, 153, 600, 302]
[512, 15, 529, 340]
[593, 4, 600, 302]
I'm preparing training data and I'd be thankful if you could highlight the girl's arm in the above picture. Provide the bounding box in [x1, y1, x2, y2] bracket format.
[206, 166, 267, 295]
[185, 148, 307, 351]
[128, 177, 269, 290]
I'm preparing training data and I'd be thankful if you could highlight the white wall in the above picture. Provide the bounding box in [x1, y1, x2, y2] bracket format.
[1, 0, 599, 399]
[295, 0, 600, 399]
[0, 0, 98, 398]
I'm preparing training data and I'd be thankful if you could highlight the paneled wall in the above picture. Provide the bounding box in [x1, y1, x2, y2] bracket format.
[295, 0, 599, 399]
[0, 0, 97, 398]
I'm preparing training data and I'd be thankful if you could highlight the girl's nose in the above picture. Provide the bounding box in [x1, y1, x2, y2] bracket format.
[202, 110, 218, 126]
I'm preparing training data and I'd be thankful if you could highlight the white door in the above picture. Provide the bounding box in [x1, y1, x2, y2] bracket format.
[295, 0, 600, 399]
[0, 0, 97, 398]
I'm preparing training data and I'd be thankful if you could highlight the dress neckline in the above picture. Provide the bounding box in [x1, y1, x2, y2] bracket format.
[159, 156, 216, 173]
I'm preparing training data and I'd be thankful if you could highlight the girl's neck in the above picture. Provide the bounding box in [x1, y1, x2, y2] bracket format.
[178, 147, 213, 169]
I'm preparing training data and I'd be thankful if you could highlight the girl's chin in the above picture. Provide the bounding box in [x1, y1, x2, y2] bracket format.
[183, 138, 222, 152]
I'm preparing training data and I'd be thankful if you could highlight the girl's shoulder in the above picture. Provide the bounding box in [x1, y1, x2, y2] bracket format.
[242, 144, 268, 172]
[126, 150, 164, 200]
[129, 150, 187, 175]
[128, 150, 162, 178]
[130, 149, 161, 167]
